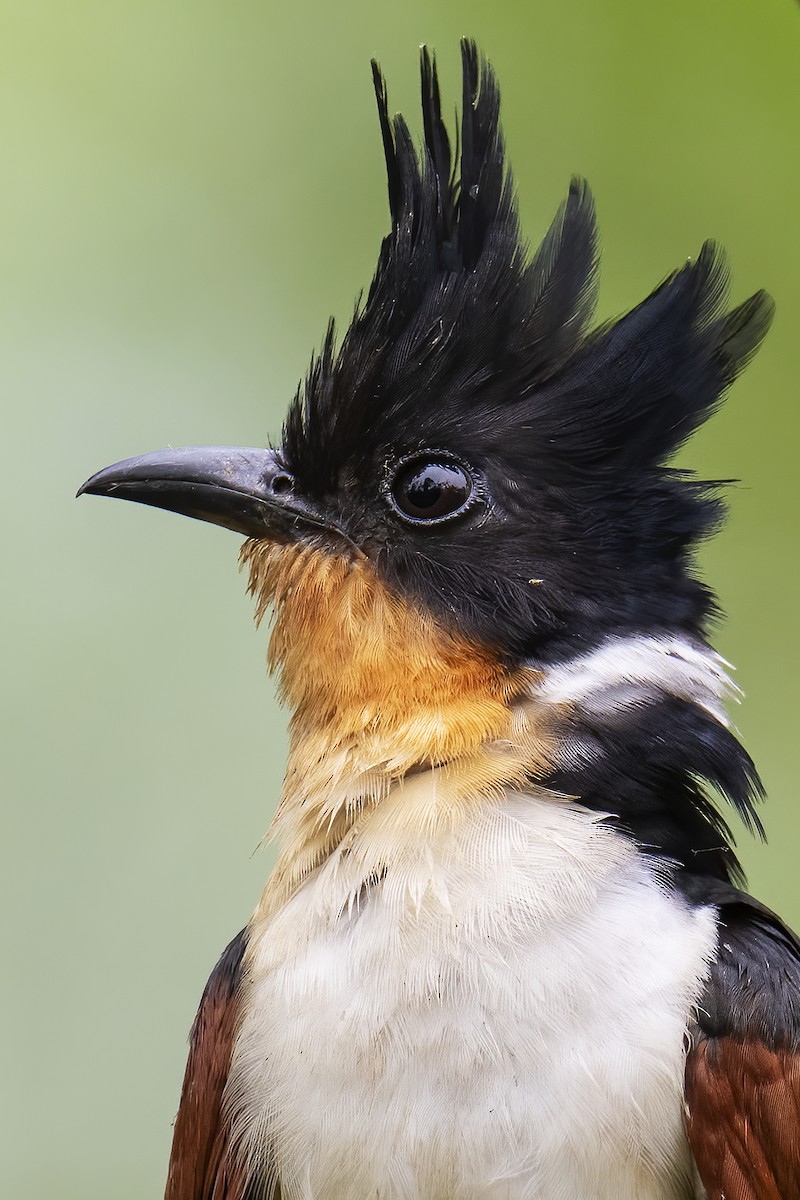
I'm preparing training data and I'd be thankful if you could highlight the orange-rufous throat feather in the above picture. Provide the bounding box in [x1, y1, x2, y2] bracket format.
[240, 539, 554, 906]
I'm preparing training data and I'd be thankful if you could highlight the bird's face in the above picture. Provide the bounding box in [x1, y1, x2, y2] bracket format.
[77, 431, 545, 774]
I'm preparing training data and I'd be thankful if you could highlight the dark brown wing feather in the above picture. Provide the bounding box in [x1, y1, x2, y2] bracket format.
[164, 930, 261, 1200]
[686, 1035, 800, 1199]
[684, 887, 800, 1200]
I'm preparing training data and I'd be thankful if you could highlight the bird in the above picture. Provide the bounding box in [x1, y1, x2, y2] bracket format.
[78, 37, 799, 1200]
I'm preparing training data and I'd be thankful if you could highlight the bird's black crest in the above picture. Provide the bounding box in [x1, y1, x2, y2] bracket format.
[284, 40, 603, 490]
[283, 40, 773, 660]
[285, 40, 771, 495]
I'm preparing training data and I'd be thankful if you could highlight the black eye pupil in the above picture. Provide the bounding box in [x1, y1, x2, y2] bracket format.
[391, 458, 473, 524]
[406, 472, 444, 510]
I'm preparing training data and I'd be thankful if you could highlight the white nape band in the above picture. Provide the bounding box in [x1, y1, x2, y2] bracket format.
[534, 634, 739, 728]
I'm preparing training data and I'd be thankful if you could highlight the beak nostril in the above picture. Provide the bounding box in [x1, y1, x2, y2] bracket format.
[270, 472, 295, 496]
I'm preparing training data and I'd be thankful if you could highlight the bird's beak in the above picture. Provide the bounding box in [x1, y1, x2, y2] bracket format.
[77, 446, 335, 541]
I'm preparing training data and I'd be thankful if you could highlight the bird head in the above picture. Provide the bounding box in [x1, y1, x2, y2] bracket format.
[80, 41, 773, 886]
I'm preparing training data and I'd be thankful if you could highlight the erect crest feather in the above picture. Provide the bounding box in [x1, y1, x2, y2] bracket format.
[372, 39, 514, 273]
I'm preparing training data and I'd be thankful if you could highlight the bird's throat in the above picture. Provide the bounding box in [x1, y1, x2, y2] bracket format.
[241, 539, 553, 902]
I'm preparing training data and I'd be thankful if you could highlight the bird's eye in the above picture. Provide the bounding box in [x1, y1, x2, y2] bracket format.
[389, 455, 475, 525]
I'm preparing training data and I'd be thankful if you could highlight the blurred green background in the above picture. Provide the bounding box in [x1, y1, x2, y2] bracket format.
[2, 1, 798, 1195]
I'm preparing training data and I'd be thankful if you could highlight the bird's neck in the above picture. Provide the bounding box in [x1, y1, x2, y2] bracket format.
[241, 540, 553, 909]
[242, 540, 752, 913]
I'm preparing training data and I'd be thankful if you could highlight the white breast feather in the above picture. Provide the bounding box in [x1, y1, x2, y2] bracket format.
[227, 789, 717, 1200]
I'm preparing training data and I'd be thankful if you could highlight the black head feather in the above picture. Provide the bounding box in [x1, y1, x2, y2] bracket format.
[282, 39, 774, 664]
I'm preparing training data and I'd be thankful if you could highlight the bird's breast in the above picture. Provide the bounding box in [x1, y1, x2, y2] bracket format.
[226, 787, 715, 1200]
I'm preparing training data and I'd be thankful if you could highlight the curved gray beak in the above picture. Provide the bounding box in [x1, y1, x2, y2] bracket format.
[77, 445, 331, 540]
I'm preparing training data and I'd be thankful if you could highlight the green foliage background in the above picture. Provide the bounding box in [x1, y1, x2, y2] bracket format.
[2, 2, 798, 1195]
